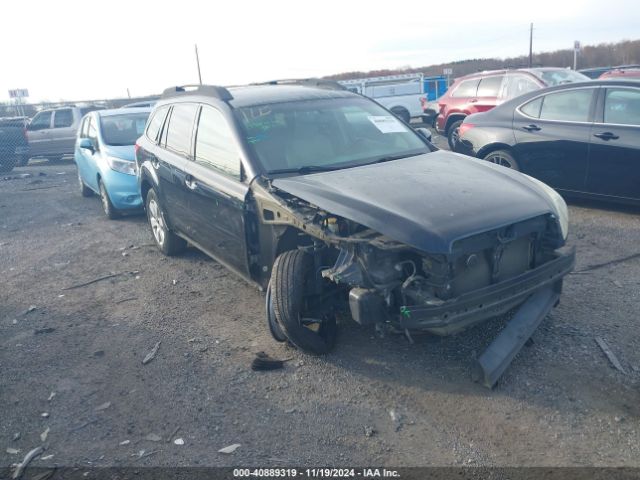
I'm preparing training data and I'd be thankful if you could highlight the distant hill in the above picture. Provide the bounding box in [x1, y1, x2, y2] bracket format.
[325, 39, 640, 80]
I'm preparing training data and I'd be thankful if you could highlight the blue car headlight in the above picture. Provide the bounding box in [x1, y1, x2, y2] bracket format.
[106, 156, 137, 176]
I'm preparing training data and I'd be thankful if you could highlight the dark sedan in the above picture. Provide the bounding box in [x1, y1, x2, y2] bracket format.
[457, 79, 640, 205]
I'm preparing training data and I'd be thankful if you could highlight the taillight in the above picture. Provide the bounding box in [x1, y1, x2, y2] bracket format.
[134, 143, 140, 158]
[419, 97, 426, 107]
[458, 123, 475, 138]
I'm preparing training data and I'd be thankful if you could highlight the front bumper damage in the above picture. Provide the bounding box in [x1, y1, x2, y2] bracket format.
[397, 246, 575, 335]
[398, 245, 575, 388]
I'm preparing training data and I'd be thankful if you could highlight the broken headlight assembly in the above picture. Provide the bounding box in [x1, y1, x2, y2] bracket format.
[523, 174, 569, 240]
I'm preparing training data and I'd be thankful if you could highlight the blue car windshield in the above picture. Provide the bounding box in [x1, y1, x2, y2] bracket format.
[100, 113, 150, 146]
[235, 97, 428, 174]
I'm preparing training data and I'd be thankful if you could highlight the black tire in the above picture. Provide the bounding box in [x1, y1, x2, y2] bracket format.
[265, 282, 287, 342]
[483, 149, 520, 171]
[99, 179, 119, 220]
[391, 108, 410, 124]
[0, 157, 16, 174]
[447, 119, 463, 151]
[77, 169, 93, 197]
[270, 250, 338, 355]
[145, 188, 186, 256]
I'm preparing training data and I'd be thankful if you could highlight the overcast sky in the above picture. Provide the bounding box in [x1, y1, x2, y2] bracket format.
[1, 0, 639, 103]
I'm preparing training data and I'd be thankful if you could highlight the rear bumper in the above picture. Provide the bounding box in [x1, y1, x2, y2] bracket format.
[397, 245, 575, 335]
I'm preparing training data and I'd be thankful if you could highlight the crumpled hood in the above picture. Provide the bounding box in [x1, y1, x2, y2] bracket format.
[272, 151, 560, 254]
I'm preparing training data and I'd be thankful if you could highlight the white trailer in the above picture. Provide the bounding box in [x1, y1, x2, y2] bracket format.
[339, 73, 425, 123]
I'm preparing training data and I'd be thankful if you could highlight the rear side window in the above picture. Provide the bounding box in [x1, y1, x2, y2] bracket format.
[194, 106, 240, 178]
[165, 104, 199, 155]
[520, 97, 543, 118]
[451, 79, 480, 98]
[604, 88, 640, 126]
[88, 118, 97, 140]
[145, 106, 169, 142]
[476, 76, 504, 97]
[53, 109, 73, 128]
[539, 89, 595, 122]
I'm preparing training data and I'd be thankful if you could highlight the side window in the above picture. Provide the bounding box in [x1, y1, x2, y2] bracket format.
[604, 88, 640, 126]
[146, 105, 170, 143]
[165, 104, 199, 156]
[504, 75, 540, 99]
[539, 89, 595, 122]
[53, 109, 74, 128]
[520, 97, 543, 118]
[451, 79, 480, 98]
[28, 111, 52, 131]
[87, 117, 97, 140]
[476, 76, 504, 97]
[194, 106, 241, 178]
[79, 117, 90, 138]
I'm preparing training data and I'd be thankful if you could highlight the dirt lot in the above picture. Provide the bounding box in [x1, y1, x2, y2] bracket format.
[1, 153, 639, 469]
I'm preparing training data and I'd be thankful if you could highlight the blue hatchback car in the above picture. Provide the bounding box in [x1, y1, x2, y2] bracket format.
[75, 108, 151, 218]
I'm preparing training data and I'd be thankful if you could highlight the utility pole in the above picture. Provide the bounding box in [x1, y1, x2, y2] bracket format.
[195, 44, 202, 85]
[573, 41, 581, 70]
[528, 23, 533, 68]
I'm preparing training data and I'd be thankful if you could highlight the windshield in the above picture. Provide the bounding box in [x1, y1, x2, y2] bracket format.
[532, 69, 589, 85]
[100, 112, 150, 146]
[236, 97, 429, 174]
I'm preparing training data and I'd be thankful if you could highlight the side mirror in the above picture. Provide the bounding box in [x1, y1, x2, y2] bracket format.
[79, 137, 95, 153]
[415, 127, 433, 143]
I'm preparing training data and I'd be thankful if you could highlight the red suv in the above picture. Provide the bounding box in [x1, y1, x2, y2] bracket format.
[436, 68, 589, 150]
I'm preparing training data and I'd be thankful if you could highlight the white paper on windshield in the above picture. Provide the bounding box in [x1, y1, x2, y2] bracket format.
[367, 115, 408, 133]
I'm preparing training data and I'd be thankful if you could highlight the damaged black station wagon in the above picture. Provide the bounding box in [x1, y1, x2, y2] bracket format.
[136, 80, 575, 387]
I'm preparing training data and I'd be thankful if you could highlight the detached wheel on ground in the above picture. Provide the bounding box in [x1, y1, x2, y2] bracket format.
[99, 179, 119, 220]
[447, 120, 463, 151]
[484, 149, 520, 171]
[269, 249, 338, 355]
[145, 188, 186, 256]
[78, 169, 93, 197]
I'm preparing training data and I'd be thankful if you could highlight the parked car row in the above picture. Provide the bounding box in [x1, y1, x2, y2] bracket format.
[74, 81, 575, 387]
[456, 78, 640, 205]
[432, 67, 590, 149]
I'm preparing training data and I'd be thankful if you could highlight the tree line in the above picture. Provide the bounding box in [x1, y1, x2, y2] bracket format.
[325, 39, 640, 80]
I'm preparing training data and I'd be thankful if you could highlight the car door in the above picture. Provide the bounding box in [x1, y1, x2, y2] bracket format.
[181, 104, 250, 276]
[585, 86, 640, 200]
[75, 115, 95, 189]
[157, 103, 199, 235]
[51, 108, 76, 155]
[512, 87, 597, 191]
[26, 111, 53, 157]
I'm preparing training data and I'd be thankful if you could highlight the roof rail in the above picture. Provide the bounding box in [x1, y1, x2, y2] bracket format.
[251, 78, 347, 91]
[161, 84, 233, 101]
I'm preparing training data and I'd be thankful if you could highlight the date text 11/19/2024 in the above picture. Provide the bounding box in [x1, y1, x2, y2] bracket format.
[233, 468, 401, 478]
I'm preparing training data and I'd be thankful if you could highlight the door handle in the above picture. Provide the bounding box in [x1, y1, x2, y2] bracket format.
[185, 175, 198, 190]
[522, 124, 541, 132]
[469, 98, 478, 103]
[593, 131, 619, 140]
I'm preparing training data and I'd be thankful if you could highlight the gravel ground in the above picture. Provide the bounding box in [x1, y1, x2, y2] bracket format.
[1, 154, 639, 470]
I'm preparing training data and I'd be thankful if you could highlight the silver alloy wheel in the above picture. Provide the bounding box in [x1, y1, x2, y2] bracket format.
[486, 152, 516, 169]
[451, 127, 460, 146]
[148, 198, 165, 246]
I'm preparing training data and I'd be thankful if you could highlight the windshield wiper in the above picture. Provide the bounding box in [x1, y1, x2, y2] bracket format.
[267, 165, 341, 175]
[364, 152, 424, 166]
